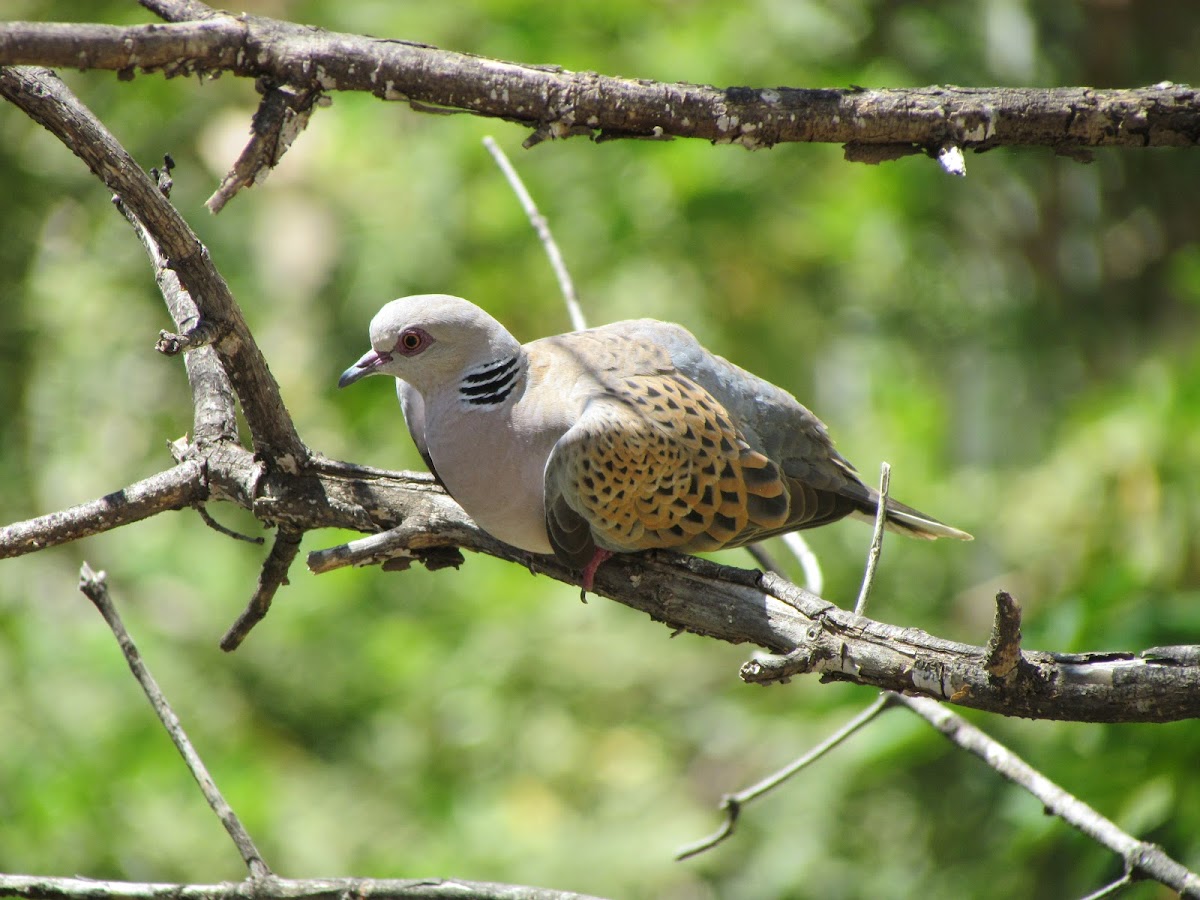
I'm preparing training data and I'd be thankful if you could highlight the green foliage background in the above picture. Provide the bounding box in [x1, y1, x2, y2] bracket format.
[3, 2, 1200, 898]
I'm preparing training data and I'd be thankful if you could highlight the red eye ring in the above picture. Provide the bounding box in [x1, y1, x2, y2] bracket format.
[395, 326, 433, 356]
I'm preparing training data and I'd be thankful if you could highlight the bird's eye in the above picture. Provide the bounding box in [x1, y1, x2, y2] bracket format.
[396, 327, 432, 356]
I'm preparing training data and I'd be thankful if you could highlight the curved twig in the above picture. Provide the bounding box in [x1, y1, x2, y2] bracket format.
[676, 693, 894, 860]
[482, 136, 587, 331]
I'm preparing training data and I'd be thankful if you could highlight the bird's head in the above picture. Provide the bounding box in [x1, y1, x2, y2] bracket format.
[338, 294, 519, 395]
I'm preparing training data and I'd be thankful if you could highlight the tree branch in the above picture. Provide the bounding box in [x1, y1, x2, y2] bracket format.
[112, 156, 239, 446]
[680, 690, 1200, 895]
[3, 14, 1198, 724]
[0, 461, 205, 557]
[0, 874, 607, 900]
[0, 18, 1197, 156]
[218, 526, 302, 651]
[0, 66, 305, 464]
[78, 564, 271, 880]
[205, 81, 322, 213]
[896, 694, 1200, 898]
[299, 482, 1200, 723]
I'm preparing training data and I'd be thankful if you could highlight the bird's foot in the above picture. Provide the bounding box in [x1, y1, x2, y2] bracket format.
[579, 548, 615, 599]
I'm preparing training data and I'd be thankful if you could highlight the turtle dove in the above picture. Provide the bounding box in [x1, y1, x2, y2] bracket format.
[339, 295, 970, 589]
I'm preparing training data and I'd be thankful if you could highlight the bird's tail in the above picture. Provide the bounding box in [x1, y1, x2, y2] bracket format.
[852, 494, 973, 541]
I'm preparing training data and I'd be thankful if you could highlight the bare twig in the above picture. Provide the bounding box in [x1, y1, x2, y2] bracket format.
[676, 693, 894, 860]
[482, 136, 586, 331]
[0, 462, 205, 558]
[678, 688, 1200, 898]
[0, 874, 607, 900]
[853, 461, 890, 616]
[219, 527, 303, 651]
[194, 504, 265, 544]
[2, 19, 1198, 155]
[1077, 872, 1136, 900]
[77, 563, 272, 879]
[895, 694, 1200, 899]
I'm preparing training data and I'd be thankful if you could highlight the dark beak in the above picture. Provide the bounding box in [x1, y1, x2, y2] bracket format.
[338, 349, 392, 388]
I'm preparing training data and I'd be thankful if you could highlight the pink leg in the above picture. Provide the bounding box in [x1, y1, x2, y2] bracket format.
[581, 548, 614, 592]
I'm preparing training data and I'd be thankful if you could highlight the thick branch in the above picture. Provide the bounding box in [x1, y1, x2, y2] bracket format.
[0, 19, 1197, 153]
[6, 439, 1170, 724]
[0, 66, 305, 464]
[156, 449, 1194, 725]
[0, 874, 605, 900]
[0, 461, 205, 557]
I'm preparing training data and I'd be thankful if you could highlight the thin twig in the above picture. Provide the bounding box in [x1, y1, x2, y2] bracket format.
[1076, 872, 1135, 900]
[676, 693, 894, 860]
[779, 531, 823, 595]
[895, 694, 1200, 899]
[853, 461, 890, 616]
[194, 504, 265, 544]
[77, 563, 272, 880]
[482, 135, 587, 331]
[220, 527, 303, 651]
